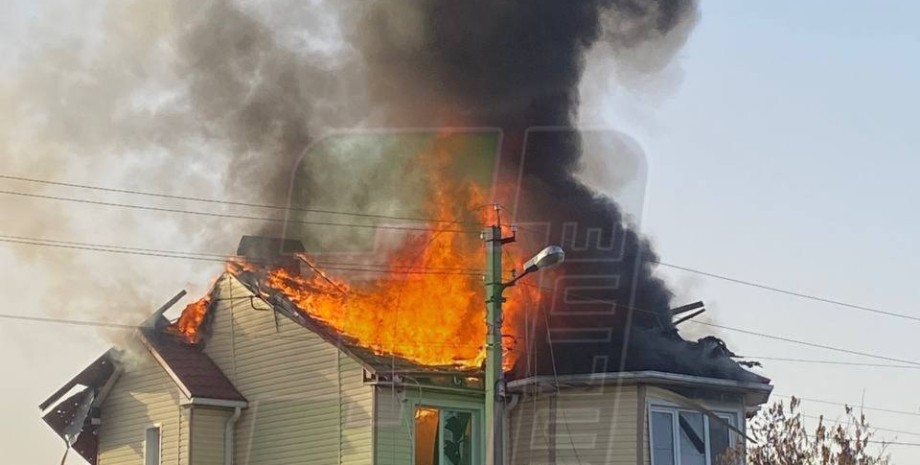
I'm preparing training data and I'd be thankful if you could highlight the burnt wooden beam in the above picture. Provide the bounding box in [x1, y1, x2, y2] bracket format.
[670, 301, 705, 317]
[673, 308, 706, 326]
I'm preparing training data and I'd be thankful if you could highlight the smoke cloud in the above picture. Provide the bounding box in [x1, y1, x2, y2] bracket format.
[3, 0, 759, 381]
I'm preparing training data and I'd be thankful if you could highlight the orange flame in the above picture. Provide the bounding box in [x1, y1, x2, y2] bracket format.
[169, 296, 211, 343]
[175, 135, 539, 370]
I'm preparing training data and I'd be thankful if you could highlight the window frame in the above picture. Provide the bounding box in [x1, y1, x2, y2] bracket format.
[411, 399, 483, 465]
[648, 402, 742, 465]
[143, 424, 162, 465]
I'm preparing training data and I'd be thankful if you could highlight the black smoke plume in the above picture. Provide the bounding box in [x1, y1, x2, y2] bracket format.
[6, 0, 761, 382]
[342, 0, 756, 381]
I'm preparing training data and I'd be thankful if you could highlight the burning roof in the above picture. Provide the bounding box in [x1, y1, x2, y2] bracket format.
[168, 235, 767, 385]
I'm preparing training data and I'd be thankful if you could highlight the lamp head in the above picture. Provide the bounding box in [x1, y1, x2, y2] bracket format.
[522, 245, 565, 274]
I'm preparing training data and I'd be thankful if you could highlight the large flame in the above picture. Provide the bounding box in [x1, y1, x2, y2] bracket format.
[173, 135, 538, 370]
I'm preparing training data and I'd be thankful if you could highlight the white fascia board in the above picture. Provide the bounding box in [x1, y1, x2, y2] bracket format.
[179, 397, 248, 409]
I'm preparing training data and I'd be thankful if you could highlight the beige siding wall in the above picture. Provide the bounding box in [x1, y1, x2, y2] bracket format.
[373, 387, 412, 465]
[191, 407, 229, 465]
[508, 393, 551, 465]
[203, 275, 374, 465]
[98, 349, 189, 465]
[509, 384, 640, 465]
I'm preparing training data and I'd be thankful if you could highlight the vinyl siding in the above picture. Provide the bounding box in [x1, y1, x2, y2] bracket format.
[98, 348, 189, 465]
[508, 393, 551, 464]
[191, 407, 229, 465]
[509, 384, 639, 465]
[203, 275, 374, 465]
[373, 387, 412, 465]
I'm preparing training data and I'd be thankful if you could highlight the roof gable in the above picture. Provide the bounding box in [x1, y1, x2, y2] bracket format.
[139, 326, 246, 403]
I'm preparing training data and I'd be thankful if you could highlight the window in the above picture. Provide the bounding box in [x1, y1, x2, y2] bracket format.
[144, 426, 161, 465]
[650, 408, 738, 465]
[414, 406, 478, 465]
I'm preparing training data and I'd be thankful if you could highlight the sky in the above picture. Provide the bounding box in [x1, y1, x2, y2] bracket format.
[1, 1, 919, 464]
[591, 1, 920, 462]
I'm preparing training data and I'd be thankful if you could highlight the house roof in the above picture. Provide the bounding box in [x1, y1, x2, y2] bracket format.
[39, 351, 119, 465]
[507, 370, 773, 407]
[39, 351, 118, 412]
[139, 324, 246, 403]
[39, 314, 245, 464]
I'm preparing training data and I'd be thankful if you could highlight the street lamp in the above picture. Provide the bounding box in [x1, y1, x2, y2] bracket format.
[482, 226, 564, 465]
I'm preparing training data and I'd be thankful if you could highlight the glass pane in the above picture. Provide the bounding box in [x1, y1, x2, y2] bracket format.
[441, 410, 473, 465]
[709, 415, 733, 465]
[415, 407, 440, 465]
[144, 427, 160, 465]
[651, 412, 675, 465]
[678, 412, 706, 465]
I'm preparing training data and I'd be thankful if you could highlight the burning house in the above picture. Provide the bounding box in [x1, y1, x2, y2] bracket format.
[35, 0, 774, 464]
[41, 231, 771, 465]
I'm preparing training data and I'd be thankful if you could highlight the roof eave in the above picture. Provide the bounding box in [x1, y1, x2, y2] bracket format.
[507, 370, 774, 407]
[179, 397, 249, 409]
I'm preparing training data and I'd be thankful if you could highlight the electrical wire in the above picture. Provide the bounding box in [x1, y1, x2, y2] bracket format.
[799, 413, 920, 438]
[802, 436, 920, 447]
[7, 174, 918, 322]
[513, 226, 919, 324]
[651, 259, 920, 323]
[539, 299, 584, 465]
[737, 356, 920, 370]
[687, 320, 920, 367]
[0, 189, 479, 234]
[773, 394, 920, 418]
[0, 235, 485, 275]
[516, 282, 920, 368]
[0, 173, 480, 226]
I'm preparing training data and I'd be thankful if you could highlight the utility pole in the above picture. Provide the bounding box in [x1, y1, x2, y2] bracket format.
[483, 210, 565, 465]
[483, 223, 513, 465]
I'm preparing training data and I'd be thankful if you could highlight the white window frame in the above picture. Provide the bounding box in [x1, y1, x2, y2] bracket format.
[411, 400, 483, 465]
[144, 424, 162, 465]
[648, 403, 742, 465]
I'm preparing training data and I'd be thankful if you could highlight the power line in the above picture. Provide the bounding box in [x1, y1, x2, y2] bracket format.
[803, 435, 920, 448]
[0, 236, 228, 263]
[514, 227, 919, 324]
[7, 232, 920, 414]
[0, 173, 478, 225]
[652, 260, 920, 323]
[514, 282, 920, 368]
[0, 235, 484, 276]
[7, 174, 918, 323]
[0, 313, 141, 330]
[739, 355, 920, 370]
[0, 190, 479, 234]
[799, 413, 920, 438]
[17, 171, 915, 322]
[773, 394, 920, 418]
[0, 234, 228, 258]
[7, 309, 918, 422]
[0, 311, 487, 350]
[689, 320, 920, 367]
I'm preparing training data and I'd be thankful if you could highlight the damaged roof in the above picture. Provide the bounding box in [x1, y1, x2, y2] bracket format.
[40, 317, 245, 465]
[139, 324, 245, 403]
[39, 351, 118, 465]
